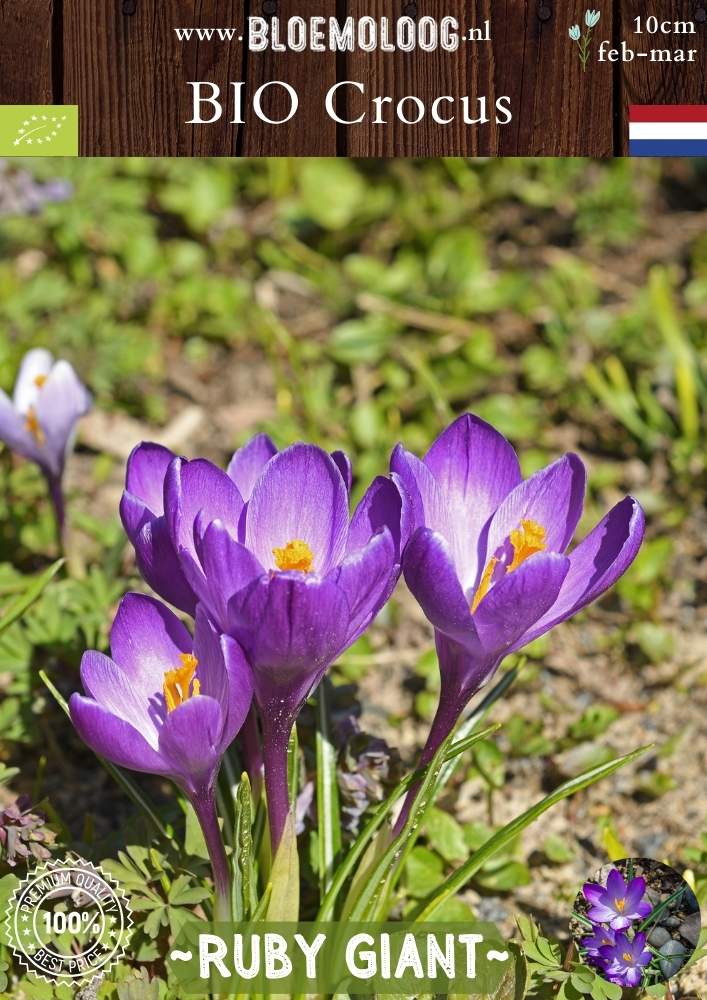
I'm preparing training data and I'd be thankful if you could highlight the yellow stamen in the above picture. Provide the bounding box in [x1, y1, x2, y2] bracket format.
[272, 539, 314, 573]
[471, 556, 498, 613]
[508, 519, 546, 571]
[25, 407, 45, 445]
[34, 374, 47, 388]
[615, 898, 626, 911]
[163, 653, 200, 713]
[471, 518, 546, 612]
[623, 952, 632, 962]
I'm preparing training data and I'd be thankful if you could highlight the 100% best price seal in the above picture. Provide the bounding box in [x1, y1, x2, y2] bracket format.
[4, 856, 132, 984]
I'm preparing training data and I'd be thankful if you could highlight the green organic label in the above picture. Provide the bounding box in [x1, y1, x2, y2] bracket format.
[168, 921, 515, 995]
[0, 106, 78, 156]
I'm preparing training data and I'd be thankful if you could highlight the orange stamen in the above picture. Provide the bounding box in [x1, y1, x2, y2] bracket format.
[163, 653, 200, 713]
[623, 952, 632, 962]
[615, 898, 626, 912]
[273, 539, 314, 573]
[471, 518, 546, 612]
[34, 374, 47, 388]
[508, 519, 546, 571]
[25, 407, 45, 445]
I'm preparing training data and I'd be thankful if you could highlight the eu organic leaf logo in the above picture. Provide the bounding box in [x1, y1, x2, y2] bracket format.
[13, 113, 67, 148]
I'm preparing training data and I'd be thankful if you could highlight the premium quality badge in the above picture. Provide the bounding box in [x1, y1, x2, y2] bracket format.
[4, 856, 132, 984]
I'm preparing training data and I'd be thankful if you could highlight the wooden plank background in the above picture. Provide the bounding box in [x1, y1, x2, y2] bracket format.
[0, 0, 705, 155]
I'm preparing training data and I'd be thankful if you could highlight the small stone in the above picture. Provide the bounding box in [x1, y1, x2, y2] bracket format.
[659, 939, 687, 979]
[648, 926, 671, 948]
[663, 915, 681, 929]
[679, 912, 701, 945]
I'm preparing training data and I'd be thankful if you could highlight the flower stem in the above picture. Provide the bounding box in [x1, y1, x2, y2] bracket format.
[44, 472, 65, 550]
[393, 677, 465, 836]
[191, 784, 231, 921]
[238, 706, 264, 803]
[260, 707, 295, 853]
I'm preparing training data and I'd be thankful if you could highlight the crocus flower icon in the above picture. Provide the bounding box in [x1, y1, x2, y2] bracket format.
[583, 868, 652, 930]
[585, 9, 601, 28]
[70, 593, 253, 917]
[0, 349, 91, 535]
[569, 24, 581, 40]
[125, 435, 406, 848]
[393, 413, 644, 827]
[598, 931, 652, 987]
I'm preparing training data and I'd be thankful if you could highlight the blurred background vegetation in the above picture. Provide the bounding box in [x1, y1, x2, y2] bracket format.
[0, 159, 705, 991]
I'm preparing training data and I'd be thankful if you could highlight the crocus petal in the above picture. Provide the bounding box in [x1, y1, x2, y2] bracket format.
[227, 433, 278, 501]
[193, 604, 253, 745]
[624, 875, 646, 908]
[473, 552, 569, 655]
[331, 450, 352, 492]
[607, 868, 627, 898]
[347, 475, 404, 558]
[35, 360, 92, 475]
[330, 528, 397, 646]
[165, 457, 243, 565]
[483, 454, 586, 565]
[189, 519, 264, 629]
[0, 390, 40, 463]
[70, 694, 169, 775]
[402, 529, 480, 649]
[158, 695, 225, 792]
[125, 442, 175, 515]
[244, 443, 349, 574]
[132, 518, 198, 615]
[227, 573, 349, 710]
[79, 650, 158, 742]
[582, 882, 605, 904]
[108, 593, 192, 695]
[422, 413, 521, 586]
[13, 348, 53, 411]
[390, 443, 445, 537]
[520, 497, 645, 646]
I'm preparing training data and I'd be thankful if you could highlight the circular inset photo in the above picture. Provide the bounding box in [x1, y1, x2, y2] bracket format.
[570, 858, 701, 989]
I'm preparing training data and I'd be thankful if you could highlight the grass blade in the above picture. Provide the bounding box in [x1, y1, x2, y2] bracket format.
[0, 559, 64, 635]
[412, 745, 651, 921]
[316, 680, 341, 899]
[316, 722, 499, 921]
[232, 772, 253, 920]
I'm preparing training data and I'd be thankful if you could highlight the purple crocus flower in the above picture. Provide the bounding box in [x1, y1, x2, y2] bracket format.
[69, 593, 253, 917]
[583, 869, 652, 930]
[598, 931, 652, 987]
[119, 434, 352, 617]
[167, 437, 405, 848]
[581, 926, 616, 959]
[0, 349, 91, 535]
[392, 413, 644, 828]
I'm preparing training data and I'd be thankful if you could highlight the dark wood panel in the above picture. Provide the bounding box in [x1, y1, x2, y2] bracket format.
[63, 0, 245, 155]
[240, 0, 338, 156]
[343, 0, 477, 156]
[0, 0, 54, 104]
[619, 0, 707, 152]
[492, 0, 615, 156]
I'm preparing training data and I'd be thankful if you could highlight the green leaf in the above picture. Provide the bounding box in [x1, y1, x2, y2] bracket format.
[542, 834, 575, 864]
[423, 808, 467, 863]
[0, 559, 63, 635]
[412, 745, 650, 920]
[404, 846, 444, 898]
[316, 681, 341, 899]
[232, 771, 254, 920]
[265, 814, 299, 921]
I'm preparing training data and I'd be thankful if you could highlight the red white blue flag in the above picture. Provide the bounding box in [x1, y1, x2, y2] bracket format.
[629, 106, 707, 157]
